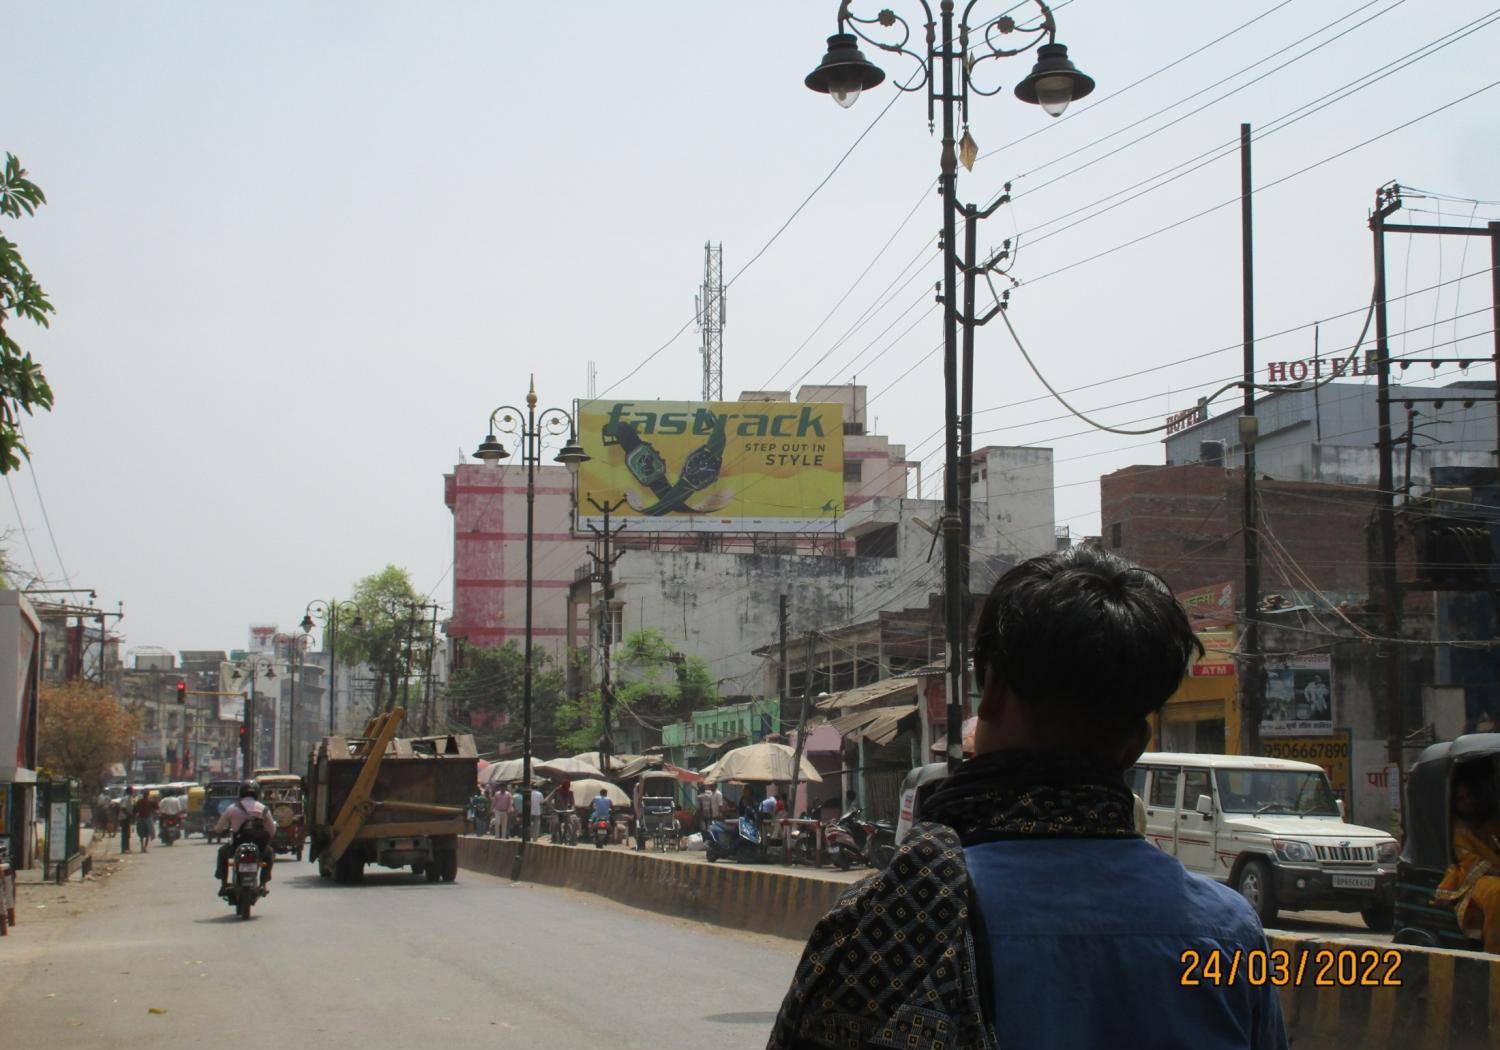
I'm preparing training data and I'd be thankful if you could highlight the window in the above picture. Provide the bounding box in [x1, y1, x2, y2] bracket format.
[843, 461, 863, 482]
[855, 523, 898, 558]
[1182, 769, 1213, 812]
[842, 421, 866, 436]
[1127, 766, 1147, 797]
[1110, 522, 1122, 548]
[1149, 767, 1180, 809]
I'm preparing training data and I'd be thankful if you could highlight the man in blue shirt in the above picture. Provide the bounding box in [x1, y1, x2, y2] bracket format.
[769, 547, 1287, 1049]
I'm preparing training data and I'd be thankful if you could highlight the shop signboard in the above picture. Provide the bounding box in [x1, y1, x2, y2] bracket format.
[576, 400, 845, 533]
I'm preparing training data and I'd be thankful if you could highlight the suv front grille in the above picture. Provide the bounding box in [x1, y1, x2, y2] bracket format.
[1314, 844, 1374, 863]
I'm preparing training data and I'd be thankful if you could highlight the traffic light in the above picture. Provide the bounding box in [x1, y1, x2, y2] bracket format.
[176, 680, 187, 703]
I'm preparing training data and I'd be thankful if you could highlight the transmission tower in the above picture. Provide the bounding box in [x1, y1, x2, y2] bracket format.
[695, 242, 725, 401]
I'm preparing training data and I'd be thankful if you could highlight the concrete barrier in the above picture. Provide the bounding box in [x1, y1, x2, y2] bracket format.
[459, 838, 1500, 1047]
[458, 836, 846, 940]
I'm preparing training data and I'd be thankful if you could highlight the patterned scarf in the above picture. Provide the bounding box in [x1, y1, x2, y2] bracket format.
[766, 751, 1137, 1050]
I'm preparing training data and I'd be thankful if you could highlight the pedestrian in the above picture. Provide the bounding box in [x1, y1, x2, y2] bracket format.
[767, 547, 1288, 1049]
[468, 787, 491, 836]
[118, 788, 134, 853]
[491, 784, 512, 838]
[132, 789, 158, 853]
[530, 784, 544, 840]
[511, 785, 526, 838]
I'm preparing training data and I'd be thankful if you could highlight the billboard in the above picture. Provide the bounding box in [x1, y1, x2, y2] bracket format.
[1188, 628, 1237, 678]
[1177, 581, 1235, 628]
[1261, 730, 1353, 820]
[1261, 654, 1334, 737]
[576, 400, 845, 533]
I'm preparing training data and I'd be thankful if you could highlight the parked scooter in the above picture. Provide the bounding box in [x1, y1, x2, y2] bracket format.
[824, 808, 897, 870]
[704, 814, 762, 864]
[159, 812, 183, 846]
[220, 842, 269, 920]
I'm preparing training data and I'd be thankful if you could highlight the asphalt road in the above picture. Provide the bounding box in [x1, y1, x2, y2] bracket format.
[1, 834, 801, 1050]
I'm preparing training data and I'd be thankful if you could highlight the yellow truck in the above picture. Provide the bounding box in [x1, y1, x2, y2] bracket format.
[305, 709, 477, 884]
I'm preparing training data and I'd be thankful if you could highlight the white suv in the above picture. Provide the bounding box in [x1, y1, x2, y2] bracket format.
[1131, 752, 1398, 930]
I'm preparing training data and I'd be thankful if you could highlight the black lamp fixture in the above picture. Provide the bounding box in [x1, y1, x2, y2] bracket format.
[299, 613, 314, 634]
[473, 433, 510, 463]
[1013, 41, 1094, 117]
[554, 432, 590, 476]
[804, 33, 886, 108]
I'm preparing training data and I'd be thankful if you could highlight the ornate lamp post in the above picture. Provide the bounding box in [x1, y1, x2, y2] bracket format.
[302, 600, 362, 736]
[472, 376, 589, 862]
[229, 656, 277, 776]
[806, 1, 1092, 769]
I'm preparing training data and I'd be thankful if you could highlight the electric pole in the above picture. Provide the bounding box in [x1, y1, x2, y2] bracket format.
[587, 495, 627, 772]
[1238, 123, 1264, 758]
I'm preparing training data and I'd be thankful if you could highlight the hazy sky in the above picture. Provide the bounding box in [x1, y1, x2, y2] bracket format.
[5, 0, 1498, 654]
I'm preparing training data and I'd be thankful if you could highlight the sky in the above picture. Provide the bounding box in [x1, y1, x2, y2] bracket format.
[4, 0, 1499, 655]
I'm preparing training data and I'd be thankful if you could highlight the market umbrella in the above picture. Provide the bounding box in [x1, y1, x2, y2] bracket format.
[482, 758, 532, 785]
[534, 757, 605, 780]
[568, 779, 630, 807]
[570, 752, 644, 774]
[476, 759, 492, 783]
[705, 742, 821, 784]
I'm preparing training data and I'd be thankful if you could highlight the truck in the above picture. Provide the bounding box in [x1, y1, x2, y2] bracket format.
[305, 708, 477, 885]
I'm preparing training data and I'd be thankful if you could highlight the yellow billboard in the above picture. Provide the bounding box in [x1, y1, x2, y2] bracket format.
[575, 400, 845, 533]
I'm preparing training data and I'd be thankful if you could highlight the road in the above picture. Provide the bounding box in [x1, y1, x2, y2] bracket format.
[1, 834, 801, 1049]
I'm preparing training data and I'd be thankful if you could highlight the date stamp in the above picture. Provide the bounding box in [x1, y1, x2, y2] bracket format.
[1179, 948, 1404, 987]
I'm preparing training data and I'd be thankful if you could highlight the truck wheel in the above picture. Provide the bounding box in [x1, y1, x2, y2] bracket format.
[440, 849, 458, 882]
[333, 852, 356, 885]
[1362, 902, 1395, 932]
[424, 861, 440, 882]
[1235, 860, 1279, 925]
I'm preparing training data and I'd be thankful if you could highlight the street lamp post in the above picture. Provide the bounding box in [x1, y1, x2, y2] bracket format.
[229, 656, 277, 776]
[472, 376, 588, 871]
[806, 0, 1092, 770]
[302, 600, 362, 738]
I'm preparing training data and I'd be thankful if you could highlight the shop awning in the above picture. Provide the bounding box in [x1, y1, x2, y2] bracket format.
[816, 677, 921, 712]
[831, 703, 920, 747]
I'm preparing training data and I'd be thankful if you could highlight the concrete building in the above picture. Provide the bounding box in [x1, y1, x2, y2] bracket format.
[1164, 378, 1495, 486]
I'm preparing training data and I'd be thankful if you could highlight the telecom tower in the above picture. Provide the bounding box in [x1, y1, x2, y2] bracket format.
[695, 243, 725, 401]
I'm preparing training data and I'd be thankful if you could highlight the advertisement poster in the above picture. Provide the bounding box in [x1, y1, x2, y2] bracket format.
[575, 400, 845, 533]
[1261, 731, 1353, 820]
[1178, 581, 1236, 628]
[217, 696, 246, 723]
[48, 801, 67, 862]
[1261, 654, 1334, 736]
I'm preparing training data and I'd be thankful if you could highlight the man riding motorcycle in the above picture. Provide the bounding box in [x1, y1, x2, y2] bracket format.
[212, 782, 277, 896]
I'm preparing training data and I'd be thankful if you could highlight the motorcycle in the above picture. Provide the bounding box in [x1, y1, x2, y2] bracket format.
[222, 841, 268, 920]
[824, 808, 897, 871]
[591, 816, 610, 849]
[704, 814, 762, 864]
[159, 812, 182, 846]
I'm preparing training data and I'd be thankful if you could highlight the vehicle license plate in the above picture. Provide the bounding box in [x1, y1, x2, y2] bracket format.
[1332, 874, 1375, 890]
[237, 862, 259, 874]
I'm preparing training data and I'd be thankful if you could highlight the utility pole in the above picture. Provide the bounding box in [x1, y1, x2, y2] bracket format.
[587, 495, 627, 773]
[1238, 123, 1263, 758]
[777, 595, 789, 708]
[786, 629, 816, 863]
[1370, 185, 1404, 778]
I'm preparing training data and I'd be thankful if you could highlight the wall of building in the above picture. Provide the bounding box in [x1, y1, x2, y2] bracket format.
[970, 446, 1056, 590]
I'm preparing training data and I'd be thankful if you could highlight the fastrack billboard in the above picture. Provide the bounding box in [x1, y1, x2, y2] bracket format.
[575, 400, 845, 533]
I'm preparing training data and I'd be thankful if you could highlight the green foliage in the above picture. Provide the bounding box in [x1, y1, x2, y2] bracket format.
[336, 565, 424, 713]
[441, 642, 566, 754]
[0, 154, 56, 473]
[553, 628, 721, 753]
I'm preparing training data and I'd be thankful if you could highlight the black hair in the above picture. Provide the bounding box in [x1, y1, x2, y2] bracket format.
[1454, 759, 1499, 819]
[971, 546, 1202, 755]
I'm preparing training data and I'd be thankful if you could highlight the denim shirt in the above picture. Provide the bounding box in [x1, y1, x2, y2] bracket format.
[964, 837, 1288, 1050]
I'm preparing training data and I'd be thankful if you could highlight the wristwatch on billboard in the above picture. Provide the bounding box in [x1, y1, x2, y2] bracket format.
[678, 420, 726, 492]
[609, 420, 672, 499]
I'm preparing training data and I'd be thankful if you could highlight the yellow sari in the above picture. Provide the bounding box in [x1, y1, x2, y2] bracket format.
[1435, 814, 1500, 952]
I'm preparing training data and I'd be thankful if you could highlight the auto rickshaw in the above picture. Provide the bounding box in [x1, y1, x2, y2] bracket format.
[255, 773, 308, 860]
[1393, 733, 1500, 951]
[202, 779, 243, 842]
[184, 784, 206, 836]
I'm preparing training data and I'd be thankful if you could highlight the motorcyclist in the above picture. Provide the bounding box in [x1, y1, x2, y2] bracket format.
[212, 782, 277, 895]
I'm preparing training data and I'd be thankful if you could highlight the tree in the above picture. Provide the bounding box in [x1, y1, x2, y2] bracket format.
[36, 680, 139, 794]
[554, 628, 721, 753]
[333, 565, 425, 718]
[441, 643, 566, 754]
[0, 154, 55, 473]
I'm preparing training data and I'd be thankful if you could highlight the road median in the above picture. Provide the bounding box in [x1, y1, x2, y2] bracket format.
[461, 836, 1500, 1047]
